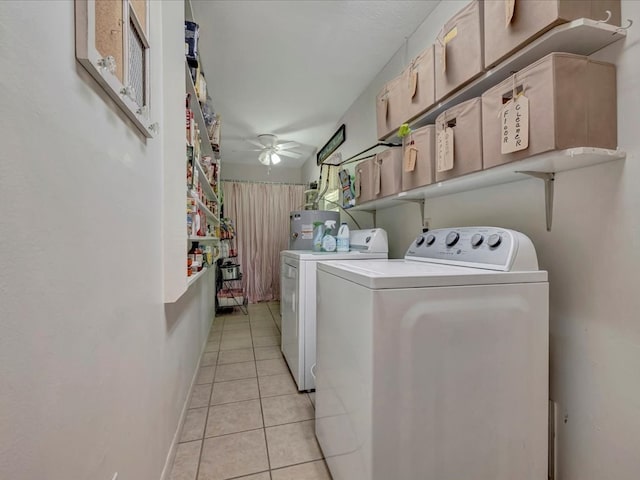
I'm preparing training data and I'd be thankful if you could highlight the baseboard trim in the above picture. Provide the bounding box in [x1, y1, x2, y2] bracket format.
[159, 318, 214, 480]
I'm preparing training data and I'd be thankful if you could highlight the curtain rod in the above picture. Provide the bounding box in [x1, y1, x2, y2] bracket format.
[222, 179, 306, 186]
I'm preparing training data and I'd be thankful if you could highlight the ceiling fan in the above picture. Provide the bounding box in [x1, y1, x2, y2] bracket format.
[247, 134, 303, 166]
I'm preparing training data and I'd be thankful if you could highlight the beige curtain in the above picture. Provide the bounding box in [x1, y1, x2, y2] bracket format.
[222, 181, 305, 303]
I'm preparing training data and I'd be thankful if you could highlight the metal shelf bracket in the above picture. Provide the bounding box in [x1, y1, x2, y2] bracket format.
[402, 198, 426, 227]
[516, 171, 555, 231]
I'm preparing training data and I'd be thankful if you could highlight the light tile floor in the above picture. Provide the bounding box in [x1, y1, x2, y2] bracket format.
[169, 301, 332, 480]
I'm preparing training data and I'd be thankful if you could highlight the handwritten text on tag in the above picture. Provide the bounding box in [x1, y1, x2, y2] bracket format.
[501, 95, 529, 154]
[437, 127, 455, 172]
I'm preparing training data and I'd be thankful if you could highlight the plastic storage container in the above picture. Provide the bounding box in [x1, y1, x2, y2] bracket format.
[434, 0, 484, 102]
[484, 0, 621, 69]
[481, 53, 617, 169]
[376, 75, 407, 140]
[435, 97, 483, 183]
[402, 125, 436, 191]
[402, 45, 436, 122]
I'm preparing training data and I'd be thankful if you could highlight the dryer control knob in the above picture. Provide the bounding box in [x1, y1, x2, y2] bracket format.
[471, 233, 484, 247]
[487, 234, 502, 248]
[445, 231, 459, 247]
[415, 236, 425, 247]
[425, 234, 436, 246]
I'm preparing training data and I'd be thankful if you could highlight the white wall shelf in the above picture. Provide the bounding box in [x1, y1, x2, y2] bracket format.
[189, 190, 220, 224]
[192, 157, 219, 204]
[186, 63, 216, 159]
[189, 236, 220, 242]
[351, 148, 626, 230]
[384, 18, 627, 141]
[187, 267, 208, 288]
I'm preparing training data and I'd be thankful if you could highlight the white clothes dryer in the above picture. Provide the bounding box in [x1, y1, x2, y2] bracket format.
[315, 227, 549, 480]
[280, 228, 389, 392]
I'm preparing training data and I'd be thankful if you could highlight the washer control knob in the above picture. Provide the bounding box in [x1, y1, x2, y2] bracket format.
[471, 233, 484, 247]
[425, 234, 436, 246]
[445, 231, 460, 247]
[415, 236, 425, 247]
[487, 234, 502, 248]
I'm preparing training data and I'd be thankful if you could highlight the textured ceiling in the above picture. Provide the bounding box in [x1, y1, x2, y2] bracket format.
[192, 0, 440, 167]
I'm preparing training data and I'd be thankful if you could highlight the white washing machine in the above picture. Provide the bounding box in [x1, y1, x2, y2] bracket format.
[280, 228, 388, 392]
[315, 227, 549, 480]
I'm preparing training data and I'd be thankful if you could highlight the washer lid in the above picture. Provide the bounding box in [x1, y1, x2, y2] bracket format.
[281, 250, 388, 261]
[317, 259, 547, 289]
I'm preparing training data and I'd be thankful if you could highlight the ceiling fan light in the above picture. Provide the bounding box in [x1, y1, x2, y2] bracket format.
[258, 149, 270, 165]
[271, 153, 281, 164]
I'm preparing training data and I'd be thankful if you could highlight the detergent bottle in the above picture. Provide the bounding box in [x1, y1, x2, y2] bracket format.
[337, 222, 350, 252]
[321, 220, 337, 252]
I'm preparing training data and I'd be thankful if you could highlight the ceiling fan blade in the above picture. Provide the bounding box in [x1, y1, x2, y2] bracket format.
[276, 141, 299, 150]
[246, 139, 264, 148]
[278, 150, 303, 159]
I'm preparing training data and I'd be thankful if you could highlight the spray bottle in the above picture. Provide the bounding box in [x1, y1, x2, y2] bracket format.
[312, 221, 324, 252]
[321, 220, 337, 252]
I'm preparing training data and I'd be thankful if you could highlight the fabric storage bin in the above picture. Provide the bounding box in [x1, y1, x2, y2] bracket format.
[402, 125, 435, 191]
[355, 158, 376, 205]
[376, 75, 408, 140]
[435, 97, 483, 183]
[402, 45, 436, 121]
[481, 53, 617, 169]
[376, 147, 403, 197]
[484, 0, 621, 68]
[434, 0, 484, 102]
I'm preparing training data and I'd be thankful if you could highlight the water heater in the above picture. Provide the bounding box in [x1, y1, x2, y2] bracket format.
[289, 210, 340, 250]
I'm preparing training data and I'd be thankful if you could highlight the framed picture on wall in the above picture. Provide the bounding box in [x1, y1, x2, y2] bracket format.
[317, 124, 346, 165]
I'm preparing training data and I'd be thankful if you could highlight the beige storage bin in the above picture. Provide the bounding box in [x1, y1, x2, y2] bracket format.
[484, 0, 621, 68]
[482, 53, 617, 169]
[434, 0, 484, 102]
[376, 147, 403, 197]
[402, 125, 435, 191]
[355, 158, 376, 205]
[435, 97, 483, 183]
[402, 45, 436, 121]
[376, 75, 408, 140]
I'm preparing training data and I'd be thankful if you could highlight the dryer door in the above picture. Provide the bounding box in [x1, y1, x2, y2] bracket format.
[281, 259, 301, 387]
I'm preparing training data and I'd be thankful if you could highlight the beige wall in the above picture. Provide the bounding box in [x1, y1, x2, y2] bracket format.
[0, 2, 214, 479]
[302, 1, 640, 478]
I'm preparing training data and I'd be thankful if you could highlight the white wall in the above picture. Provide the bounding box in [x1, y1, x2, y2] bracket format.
[221, 162, 303, 184]
[0, 2, 214, 479]
[304, 1, 640, 478]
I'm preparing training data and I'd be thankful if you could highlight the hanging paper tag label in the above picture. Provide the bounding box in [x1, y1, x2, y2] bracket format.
[441, 26, 457, 74]
[505, 0, 516, 26]
[501, 95, 529, 154]
[374, 160, 381, 195]
[410, 70, 418, 98]
[404, 147, 418, 172]
[380, 96, 389, 120]
[436, 127, 455, 172]
[443, 26, 458, 44]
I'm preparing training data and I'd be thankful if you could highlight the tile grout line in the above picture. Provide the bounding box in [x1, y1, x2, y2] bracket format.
[195, 316, 228, 479]
[189, 307, 283, 479]
[249, 310, 274, 474]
